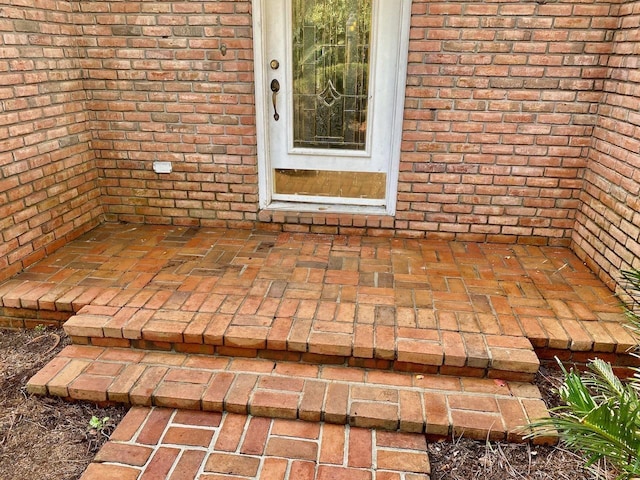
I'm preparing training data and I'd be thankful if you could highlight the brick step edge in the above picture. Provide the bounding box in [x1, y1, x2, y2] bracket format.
[71, 334, 538, 382]
[62, 306, 541, 380]
[27, 344, 556, 445]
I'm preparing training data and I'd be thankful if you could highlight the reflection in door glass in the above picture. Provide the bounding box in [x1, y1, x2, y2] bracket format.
[292, 0, 371, 150]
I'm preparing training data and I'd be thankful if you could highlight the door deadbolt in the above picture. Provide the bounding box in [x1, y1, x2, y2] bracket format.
[270, 59, 279, 70]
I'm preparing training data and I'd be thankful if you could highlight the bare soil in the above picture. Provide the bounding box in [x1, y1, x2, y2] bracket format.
[0, 328, 612, 480]
[0, 328, 126, 480]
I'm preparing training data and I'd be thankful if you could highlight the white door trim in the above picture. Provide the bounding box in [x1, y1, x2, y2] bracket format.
[252, 0, 412, 216]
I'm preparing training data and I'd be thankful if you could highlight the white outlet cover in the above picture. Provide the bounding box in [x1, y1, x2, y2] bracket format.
[153, 161, 172, 174]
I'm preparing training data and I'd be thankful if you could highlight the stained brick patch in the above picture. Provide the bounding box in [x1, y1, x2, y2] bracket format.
[80, 407, 432, 480]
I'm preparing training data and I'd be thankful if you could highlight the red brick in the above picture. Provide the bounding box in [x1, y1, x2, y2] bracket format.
[202, 372, 235, 411]
[251, 390, 299, 419]
[204, 453, 260, 477]
[47, 359, 91, 397]
[224, 374, 258, 414]
[80, 463, 140, 480]
[94, 443, 153, 467]
[241, 416, 271, 455]
[137, 408, 174, 445]
[130, 366, 168, 406]
[162, 426, 214, 447]
[265, 437, 318, 461]
[374, 325, 396, 360]
[423, 392, 449, 437]
[347, 427, 372, 468]
[68, 374, 113, 402]
[376, 431, 427, 450]
[152, 381, 206, 410]
[140, 447, 181, 480]
[108, 364, 146, 403]
[319, 423, 345, 464]
[399, 390, 425, 433]
[450, 409, 505, 441]
[110, 407, 154, 442]
[498, 397, 529, 442]
[351, 402, 398, 430]
[169, 450, 207, 480]
[271, 418, 320, 439]
[288, 461, 315, 480]
[258, 375, 304, 392]
[317, 465, 372, 480]
[259, 457, 288, 480]
[299, 380, 326, 422]
[214, 413, 247, 451]
[173, 410, 222, 428]
[26, 356, 71, 395]
[377, 450, 430, 474]
[324, 383, 349, 424]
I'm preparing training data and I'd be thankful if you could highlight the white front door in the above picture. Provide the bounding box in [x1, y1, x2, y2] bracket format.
[253, 0, 411, 214]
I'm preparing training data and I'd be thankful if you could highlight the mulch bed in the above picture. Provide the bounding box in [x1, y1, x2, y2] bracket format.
[0, 328, 127, 480]
[0, 328, 612, 480]
[427, 365, 611, 480]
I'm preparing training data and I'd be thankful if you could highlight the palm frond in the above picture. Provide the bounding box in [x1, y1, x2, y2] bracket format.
[584, 358, 627, 401]
[529, 358, 640, 479]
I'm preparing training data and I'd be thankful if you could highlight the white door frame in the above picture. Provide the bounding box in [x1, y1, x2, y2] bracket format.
[252, 0, 412, 215]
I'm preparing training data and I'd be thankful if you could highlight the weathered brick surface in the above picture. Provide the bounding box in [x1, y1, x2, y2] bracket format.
[572, 0, 640, 300]
[86, 408, 431, 480]
[81, 0, 258, 231]
[394, 0, 614, 246]
[3, 0, 638, 283]
[0, 0, 103, 283]
[9, 224, 636, 375]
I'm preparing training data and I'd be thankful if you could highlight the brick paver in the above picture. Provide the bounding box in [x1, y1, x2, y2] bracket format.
[81, 407, 432, 480]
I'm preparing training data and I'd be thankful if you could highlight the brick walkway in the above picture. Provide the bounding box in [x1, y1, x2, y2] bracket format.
[80, 407, 431, 480]
[0, 224, 635, 479]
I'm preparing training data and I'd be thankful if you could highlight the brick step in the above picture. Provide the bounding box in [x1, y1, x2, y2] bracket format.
[3, 278, 638, 377]
[62, 305, 540, 381]
[81, 407, 433, 480]
[27, 344, 554, 444]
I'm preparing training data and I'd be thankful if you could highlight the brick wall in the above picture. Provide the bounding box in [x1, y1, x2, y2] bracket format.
[80, 0, 258, 229]
[84, 0, 616, 246]
[573, 0, 640, 294]
[2, 0, 640, 288]
[397, 0, 614, 245]
[0, 0, 102, 281]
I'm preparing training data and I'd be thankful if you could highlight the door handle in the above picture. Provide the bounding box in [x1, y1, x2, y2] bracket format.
[270, 79, 280, 121]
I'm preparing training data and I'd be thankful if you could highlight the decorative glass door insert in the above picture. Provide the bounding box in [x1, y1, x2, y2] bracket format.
[292, 0, 371, 151]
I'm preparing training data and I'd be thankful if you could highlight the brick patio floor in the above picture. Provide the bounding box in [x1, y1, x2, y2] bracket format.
[0, 223, 636, 479]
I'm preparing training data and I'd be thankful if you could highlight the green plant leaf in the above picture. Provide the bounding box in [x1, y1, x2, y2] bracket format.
[528, 356, 640, 480]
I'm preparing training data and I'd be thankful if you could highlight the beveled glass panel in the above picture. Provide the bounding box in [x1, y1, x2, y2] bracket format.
[275, 169, 385, 199]
[292, 0, 371, 150]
